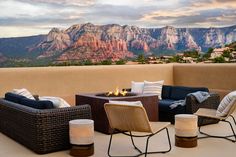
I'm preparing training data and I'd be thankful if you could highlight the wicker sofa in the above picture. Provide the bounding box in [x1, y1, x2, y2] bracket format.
[126, 85, 220, 125]
[159, 85, 220, 125]
[0, 97, 91, 154]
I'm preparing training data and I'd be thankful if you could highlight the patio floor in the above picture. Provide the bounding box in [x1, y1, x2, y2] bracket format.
[1, 113, 236, 157]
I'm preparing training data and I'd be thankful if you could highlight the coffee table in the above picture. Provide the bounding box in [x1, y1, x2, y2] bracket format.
[76, 93, 159, 134]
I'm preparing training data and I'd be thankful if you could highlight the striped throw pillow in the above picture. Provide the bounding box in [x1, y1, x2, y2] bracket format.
[143, 80, 164, 99]
[216, 91, 236, 117]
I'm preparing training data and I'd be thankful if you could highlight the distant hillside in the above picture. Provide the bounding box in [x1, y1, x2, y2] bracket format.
[0, 23, 236, 64]
[0, 35, 46, 58]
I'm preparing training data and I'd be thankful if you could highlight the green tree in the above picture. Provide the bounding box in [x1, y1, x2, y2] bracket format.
[213, 56, 225, 63]
[101, 60, 112, 65]
[169, 55, 182, 63]
[137, 54, 146, 64]
[207, 47, 214, 54]
[222, 50, 231, 58]
[183, 50, 199, 58]
[115, 59, 126, 65]
[83, 60, 93, 65]
[202, 47, 214, 59]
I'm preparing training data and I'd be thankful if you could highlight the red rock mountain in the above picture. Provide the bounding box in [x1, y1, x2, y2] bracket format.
[1, 23, 236, 62]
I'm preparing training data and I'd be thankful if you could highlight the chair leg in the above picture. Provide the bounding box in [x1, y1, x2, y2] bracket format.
[144, 127, 171, 155]
[198, 120, 236, 143]
[230, 115, 236, 125]
[107, 132, 113, 157]
[226, 120, 236, 142]
[107, 128, 171, 157]
[129, 132, 142, 154]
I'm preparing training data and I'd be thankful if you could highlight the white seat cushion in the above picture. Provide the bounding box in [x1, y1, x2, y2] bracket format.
[142, 80, 164, 99]
[216, 91, 236, 117]
[109, 100, 143, 106]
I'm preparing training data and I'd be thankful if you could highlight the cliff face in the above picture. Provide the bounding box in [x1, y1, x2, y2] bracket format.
[0, 23, 236, 62]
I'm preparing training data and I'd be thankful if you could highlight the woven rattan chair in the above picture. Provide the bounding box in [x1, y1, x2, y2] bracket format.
[194, 101, 236, 142]
[104, 103, 171, 157]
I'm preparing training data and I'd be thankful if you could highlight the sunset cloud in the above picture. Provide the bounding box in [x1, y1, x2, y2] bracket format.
[0, 0, 235, 37]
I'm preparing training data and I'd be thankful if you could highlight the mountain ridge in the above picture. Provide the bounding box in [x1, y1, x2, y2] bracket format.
[0, 23, 236, 62]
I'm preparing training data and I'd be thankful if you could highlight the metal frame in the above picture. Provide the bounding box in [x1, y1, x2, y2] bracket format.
[198, 115, 236, 142]
[107, 127, 171, 157]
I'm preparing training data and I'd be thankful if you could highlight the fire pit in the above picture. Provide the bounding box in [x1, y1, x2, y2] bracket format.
[76, 92, 159, 134]
[95, 87, 136, 97]
[96, 92, 137, 97]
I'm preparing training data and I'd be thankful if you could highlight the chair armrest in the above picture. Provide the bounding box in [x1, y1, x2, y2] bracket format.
[185, 93, 220, 114]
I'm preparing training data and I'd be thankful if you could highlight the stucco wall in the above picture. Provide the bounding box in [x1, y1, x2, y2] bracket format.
[173, 63, 236, 99]
[1, 63, 235, 104]
[0, 64, 173, 105]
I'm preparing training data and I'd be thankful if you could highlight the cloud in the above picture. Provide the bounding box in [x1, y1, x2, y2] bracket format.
[0, 0, 236, 37]
[139, 0, 236, 27]
[17, 0, 96, 7]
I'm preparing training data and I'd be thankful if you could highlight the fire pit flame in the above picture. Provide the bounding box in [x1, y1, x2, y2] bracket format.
[106, 87, 127, 97]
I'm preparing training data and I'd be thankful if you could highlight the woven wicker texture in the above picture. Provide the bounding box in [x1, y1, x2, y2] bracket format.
[0, 99, 92, 154]
[186, 93, 220, 125]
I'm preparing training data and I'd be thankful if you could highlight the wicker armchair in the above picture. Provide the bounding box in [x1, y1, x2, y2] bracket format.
[186, 93, 220, 126]
[0, 98, 91, 154]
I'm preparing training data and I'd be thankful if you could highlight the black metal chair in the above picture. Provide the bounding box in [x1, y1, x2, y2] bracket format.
[195, 101, 236, 142]
[104, 103, 171, 157]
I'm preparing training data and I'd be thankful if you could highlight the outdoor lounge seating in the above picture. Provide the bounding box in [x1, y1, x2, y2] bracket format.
[0, 94, 92, 154]
[195, 91, 236, 142]
[159, 85, 220, 125]
[104, 103, 171, 157]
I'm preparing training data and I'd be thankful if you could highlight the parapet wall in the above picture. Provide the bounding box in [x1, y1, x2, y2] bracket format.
[173, 63, 236, 99]
[0, 64, 173, 105]
[0, 64, 235, 104]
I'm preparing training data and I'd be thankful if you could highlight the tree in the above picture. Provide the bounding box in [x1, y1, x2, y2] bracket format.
[213, 56, 225, 63]
[222, 50, 231, 58]
[202, 47, 214, 59]
[183, 50, 199, 58]
[169, 55, 182, 63]
[207, 47, 214, 54]
[83, 60, 93, 65]
[101, 60, 112, 65]
[137, 54, 146, 64]
[115, 59, 126, 65]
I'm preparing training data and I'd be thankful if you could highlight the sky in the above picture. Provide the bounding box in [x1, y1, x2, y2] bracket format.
[0, 0, 236, 37]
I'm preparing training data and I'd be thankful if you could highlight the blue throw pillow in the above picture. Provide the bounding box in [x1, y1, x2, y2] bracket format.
[20, 98, 54, 109]
[161, 85, 172, 99]
[5, 92, 27, 103]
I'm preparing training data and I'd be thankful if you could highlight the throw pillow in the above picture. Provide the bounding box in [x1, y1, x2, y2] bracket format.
[20, 98, 54, 109]
[109, 100, 143, 106]
[5, 92, 27, 103]
[216, 91, 236, 117]
[39, 96, 71, 108]
[12, 88, 35, 100]
[131, 81, 144, 93]
[143, 80, 164, 99]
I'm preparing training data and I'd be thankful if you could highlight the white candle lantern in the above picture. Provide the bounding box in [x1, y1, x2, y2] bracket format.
[175, 114, 198, 148]
[69, 119, 94, 157]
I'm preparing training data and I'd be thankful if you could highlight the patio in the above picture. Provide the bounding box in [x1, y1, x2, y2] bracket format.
[1, 115, 236, 157]
[0, 64, 236, 156]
